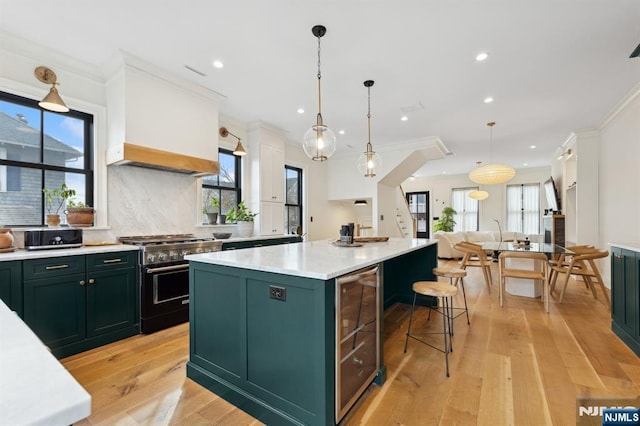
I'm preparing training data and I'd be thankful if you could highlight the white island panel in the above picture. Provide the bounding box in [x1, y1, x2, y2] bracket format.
[185, 238, 436, 280]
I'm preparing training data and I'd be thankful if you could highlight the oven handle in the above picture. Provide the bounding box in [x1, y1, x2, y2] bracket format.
[146, 264, 190, 274]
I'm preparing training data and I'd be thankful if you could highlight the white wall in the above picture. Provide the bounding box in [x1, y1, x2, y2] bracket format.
[598, 85, 640, 284]
[401, 167, 552, 238]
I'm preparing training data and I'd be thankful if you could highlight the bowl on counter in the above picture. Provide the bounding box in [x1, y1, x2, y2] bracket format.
[213, 232, 232, 240]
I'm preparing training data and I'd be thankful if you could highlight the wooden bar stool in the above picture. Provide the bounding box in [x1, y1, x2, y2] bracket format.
[432, 267, 470, 327]
[404, 281, 458, 377]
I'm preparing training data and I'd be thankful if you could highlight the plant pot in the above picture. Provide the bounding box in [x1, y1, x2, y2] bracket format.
[46, 214, 61, 227]
[218, 214, 227, 225]
[236, 221, 254, 238]
[65, 207, 95, 227]
[206, 213, 218, 225]
[0, 228, 14, 249]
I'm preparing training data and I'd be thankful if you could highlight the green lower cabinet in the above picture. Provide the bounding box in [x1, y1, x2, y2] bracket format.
[23, 252, 139, 358]
[0, 261, 22, 316]
[611, 247, 640, 356]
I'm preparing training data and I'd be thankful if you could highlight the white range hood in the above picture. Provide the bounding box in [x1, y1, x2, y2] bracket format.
[104, 51, 224, 176]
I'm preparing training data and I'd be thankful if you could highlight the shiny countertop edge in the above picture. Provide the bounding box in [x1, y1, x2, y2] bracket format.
[0, 299, 91, 425]
[0, 245, 139, 262]
[186, 238, 437, 280]
[609, 242, 640, 252]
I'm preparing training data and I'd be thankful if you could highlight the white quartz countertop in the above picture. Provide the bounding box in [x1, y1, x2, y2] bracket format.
[609, 242, 640, 252]
[186, 238, 436, 280]
[0, 244, 139, 262]
[0, 300, 91, 425]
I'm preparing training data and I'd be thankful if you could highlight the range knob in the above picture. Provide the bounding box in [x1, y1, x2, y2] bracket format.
[157, 252, 168, 262]
[195, 248, 203, 254]
[182, 249, 192, 256]
[169, 251, 179, 260]
[146, 253, 156, 263]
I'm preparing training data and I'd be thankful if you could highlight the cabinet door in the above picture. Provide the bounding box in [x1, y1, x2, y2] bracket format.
[23, 274, 86, 349]
[260, 202, 285, 236]
[0, 261, 22, 316]
[86, 266, 138, 338]
[260, 145, 285, 203]
[611, 248, 638, 337]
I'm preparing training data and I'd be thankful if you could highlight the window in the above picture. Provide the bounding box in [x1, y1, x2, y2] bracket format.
[451, 187, 479, 232]
[285, 165, 302, 235]
[506, 183, 540, 234]
[0, 91, 93, 226]
[202, 148, 241, 221]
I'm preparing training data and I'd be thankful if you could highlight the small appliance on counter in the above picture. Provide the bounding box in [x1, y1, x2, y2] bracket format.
[24, 228, 83, 250]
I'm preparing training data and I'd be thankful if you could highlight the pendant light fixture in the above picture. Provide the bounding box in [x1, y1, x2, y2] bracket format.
[219, 127, 246, 156]
[357, 80, 381, 177]
[34, 66, 69, 113]
[303, 25, 337, 161]
[468, 190, 489, 200]
[468, 122, 515, 185]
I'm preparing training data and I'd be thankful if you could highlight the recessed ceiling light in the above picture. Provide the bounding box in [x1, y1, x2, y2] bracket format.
[339, 130, 345, 135]
[523, 162, 529, 166]
[529, 145, 536, 149]
[401, 116, 408, 121]
[213, 60, 224, 69]
[297, 108, 304, 114]
[442, 171, 447, 174]
[484, 97, 494, 104]
[409, 175, 415, 181]
[476, 52, 488, 61]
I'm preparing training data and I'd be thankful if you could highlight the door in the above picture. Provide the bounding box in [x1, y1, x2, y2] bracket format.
[86, 267, 137, 338]
[406, 191, 430, 239]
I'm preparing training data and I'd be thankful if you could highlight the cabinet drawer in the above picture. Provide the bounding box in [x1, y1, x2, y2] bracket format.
[23, 256, 85, 280]
[87, 251, 137, 271]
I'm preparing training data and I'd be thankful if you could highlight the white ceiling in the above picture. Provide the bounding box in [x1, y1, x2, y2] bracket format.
[2, 1, 639, 177]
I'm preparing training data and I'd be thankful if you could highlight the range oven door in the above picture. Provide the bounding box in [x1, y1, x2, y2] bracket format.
[141, 261, 190, 326]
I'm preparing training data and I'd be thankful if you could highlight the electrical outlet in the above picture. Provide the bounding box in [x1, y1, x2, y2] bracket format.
[269, 285, 286, 302]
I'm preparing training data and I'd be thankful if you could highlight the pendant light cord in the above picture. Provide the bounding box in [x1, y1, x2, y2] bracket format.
[316, 35, 322, 120]
[367, 84, 372, 151]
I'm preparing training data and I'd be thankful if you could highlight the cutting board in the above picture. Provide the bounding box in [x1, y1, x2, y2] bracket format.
[353, 236, 389, 243]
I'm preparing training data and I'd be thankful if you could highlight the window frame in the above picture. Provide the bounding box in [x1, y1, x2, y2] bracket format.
[506, 183, 541, 235]
[284, 165, 303, 235]
[0, 90, 94, 227]
[451, 187, 480, 232]
[201, 148, 242, 217]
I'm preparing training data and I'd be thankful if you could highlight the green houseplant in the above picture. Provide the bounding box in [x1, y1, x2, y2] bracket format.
[227, 201, 257, 237]
[433, 206, 457, 232]
[42, 183, 76, 227]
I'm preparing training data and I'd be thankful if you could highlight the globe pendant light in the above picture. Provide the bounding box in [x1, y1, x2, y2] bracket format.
[303, 25, 337, 161]
[468, 122, 515, 185]
[357, 80, 381, 177]
[469, 190, 489, 200]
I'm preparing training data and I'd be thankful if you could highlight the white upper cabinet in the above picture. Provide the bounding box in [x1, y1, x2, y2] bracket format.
[260, 144, 285, 203]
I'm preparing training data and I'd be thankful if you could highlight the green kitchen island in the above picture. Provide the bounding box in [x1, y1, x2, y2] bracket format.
[185, 238, 437, 426]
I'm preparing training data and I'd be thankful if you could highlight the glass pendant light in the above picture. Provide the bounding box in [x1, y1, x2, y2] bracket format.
[468, 122, 515, 185]
[303, 25, 337, 161]
[357, 80, 381, 177]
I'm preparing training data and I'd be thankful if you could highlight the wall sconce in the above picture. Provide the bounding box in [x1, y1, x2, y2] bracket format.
[557, 148, 573, 160]
[219, 127, 246, 156]
[34, 66, 69, 112]
[354, 200, 368, 206]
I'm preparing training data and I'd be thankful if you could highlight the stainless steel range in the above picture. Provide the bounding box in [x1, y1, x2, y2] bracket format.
[118, 234, 222, 333]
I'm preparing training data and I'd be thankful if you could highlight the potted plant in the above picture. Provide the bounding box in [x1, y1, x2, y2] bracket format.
[42, 183, 75, 227]
[218, 199, 233, 225]
[433, 206, 457, 232]
[227, 201, 257, 238]
[65, 200, 95, 227]
[207, 197, 219, 225]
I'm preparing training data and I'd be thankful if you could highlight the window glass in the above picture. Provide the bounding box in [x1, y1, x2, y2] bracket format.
[0, 92, 93, 227]
[451, 187, 479, 232]
[285, 165, 302, 235]
[202, 148, 241, 223]
[506, 183, 540, 234]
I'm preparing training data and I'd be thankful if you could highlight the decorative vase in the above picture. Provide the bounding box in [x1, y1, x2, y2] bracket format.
[46, 214, 61, 227]
[236, 221, 254, 238]
[65, 207, 95, 227]
[0, 228, 14, 249]
[206, 213, 218, 225]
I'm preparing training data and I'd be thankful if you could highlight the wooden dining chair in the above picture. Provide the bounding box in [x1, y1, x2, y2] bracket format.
[498, 251, 550, 312]
[549, 248, 610, 309]
[454, 241, 493, 293]
[548, 245, 595, 285]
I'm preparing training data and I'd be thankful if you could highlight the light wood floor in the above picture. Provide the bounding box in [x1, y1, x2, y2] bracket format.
[61, 259, 640, 425]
